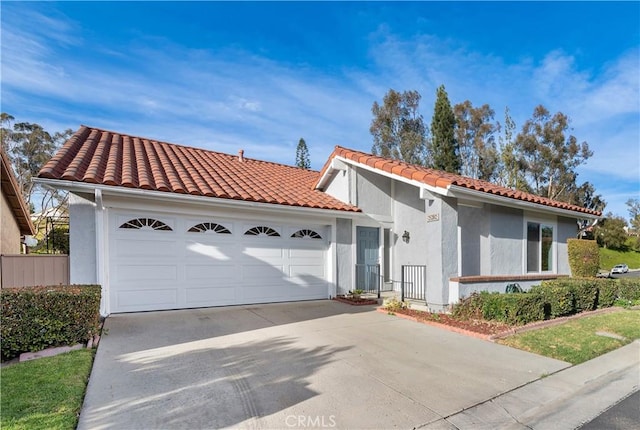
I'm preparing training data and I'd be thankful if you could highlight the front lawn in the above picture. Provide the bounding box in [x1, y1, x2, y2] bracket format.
[497, 309, 640, 364]
[1, 349, 94, 430]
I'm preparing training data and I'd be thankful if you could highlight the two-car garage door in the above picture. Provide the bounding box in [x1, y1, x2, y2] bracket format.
[108, 210, 330, 313]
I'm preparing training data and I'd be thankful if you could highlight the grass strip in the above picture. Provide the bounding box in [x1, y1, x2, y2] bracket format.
[497, 309, 640, 364]
[1, 349, 94, 430]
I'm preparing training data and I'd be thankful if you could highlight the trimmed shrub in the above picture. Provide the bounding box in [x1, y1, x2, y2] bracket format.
[617, 278, 640, 301]
[540, 278, 599, 313]
[597, 279, 619, 308]
[1, 285, 101, 360]
[451, 292, 485, 320]
[452, 291, 546, 326]
[531, 284, 574, 318]
[567, 239, 599, 277]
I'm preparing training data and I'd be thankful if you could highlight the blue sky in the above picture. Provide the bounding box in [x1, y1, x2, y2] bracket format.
[1, 1, 639, 219]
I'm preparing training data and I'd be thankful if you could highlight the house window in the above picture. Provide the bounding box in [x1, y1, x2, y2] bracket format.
[188, 222, 231, 234]
[527, 222, 554, 272]
[244, 226, 280, 237]
[119, 218, 172, 231]
[291, 229, 322, 239]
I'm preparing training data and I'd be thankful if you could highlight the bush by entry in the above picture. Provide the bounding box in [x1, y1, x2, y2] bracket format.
[1, 285, 101, 361]
[452, 278, 640, 326]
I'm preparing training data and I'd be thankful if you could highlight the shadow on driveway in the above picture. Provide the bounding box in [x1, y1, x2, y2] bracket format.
[79, 300, 570, 429]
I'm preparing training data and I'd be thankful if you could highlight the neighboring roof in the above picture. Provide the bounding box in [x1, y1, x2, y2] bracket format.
[1, 149, 36, 235]
[38, 126, 359, 212]
[317, 146, 602, 217]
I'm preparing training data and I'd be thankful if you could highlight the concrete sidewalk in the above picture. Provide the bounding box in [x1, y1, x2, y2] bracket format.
[422, 340, 640, 429]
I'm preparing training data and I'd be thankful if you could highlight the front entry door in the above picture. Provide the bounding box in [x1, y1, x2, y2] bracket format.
[356, 227, 380, 292]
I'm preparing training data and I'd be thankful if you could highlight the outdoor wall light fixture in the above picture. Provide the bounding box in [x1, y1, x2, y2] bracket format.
[402, 230, 410, 243]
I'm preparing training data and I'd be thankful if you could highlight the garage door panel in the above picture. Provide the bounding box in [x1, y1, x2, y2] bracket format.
[289, 264, 325, 278]
[289, 283, 327, 298]
[185, 241, 236, 261]
[185, 264, 237, 280]
[114, 239, 178, 258]
[185, 286, 237, 305]
[115, 264, 178, 282]
[241, 284, 289, 300]
[244, 247, 284, 258]
[116, 289, 177, 308]
[242, 264, 285, 280]
[289, 247, 325, 258]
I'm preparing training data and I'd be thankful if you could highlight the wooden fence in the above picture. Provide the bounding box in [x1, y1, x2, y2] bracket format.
[0, 254, 70, 288]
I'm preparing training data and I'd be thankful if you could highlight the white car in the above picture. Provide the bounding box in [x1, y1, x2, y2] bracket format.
[611, 264, 629, 274]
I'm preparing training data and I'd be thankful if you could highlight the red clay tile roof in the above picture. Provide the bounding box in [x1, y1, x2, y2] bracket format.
[38, 126, 360, 212]
[318, 146, 601, 217]
[1, 149, 36, 235]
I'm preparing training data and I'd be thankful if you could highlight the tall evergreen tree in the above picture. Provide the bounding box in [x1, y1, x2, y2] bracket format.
[295, 138, 310, 169]
[370, 89, 427, 165]
[429, 85, 460, 173]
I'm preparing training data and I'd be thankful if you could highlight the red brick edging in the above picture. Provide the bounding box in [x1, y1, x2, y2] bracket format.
[333, 297, 378, 306]
[376, 306, 626, 342]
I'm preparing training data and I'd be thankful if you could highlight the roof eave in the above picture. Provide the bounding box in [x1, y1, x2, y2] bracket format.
[34, 177, 364, 219]
[448, 185, 601, 220]
[1, 151, 36, 235]
[318, 155, 451, 197]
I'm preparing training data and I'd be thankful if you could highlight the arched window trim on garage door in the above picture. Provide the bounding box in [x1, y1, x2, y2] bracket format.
[187, 222, 232, 234]
[244, 226, 280, 237]
[291, 229, 322, 239]
[119, 218, 173, 231]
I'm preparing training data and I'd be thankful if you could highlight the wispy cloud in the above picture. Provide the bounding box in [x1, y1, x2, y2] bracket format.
[1, 4, 638, 216]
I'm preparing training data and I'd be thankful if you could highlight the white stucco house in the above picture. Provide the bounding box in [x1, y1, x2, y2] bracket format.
[36, 126, 601, 315]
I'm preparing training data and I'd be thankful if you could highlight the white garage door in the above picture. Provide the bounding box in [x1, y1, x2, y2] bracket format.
[108, 210, 330, 313]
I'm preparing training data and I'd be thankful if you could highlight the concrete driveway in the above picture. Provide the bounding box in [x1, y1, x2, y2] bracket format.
[78, 300, 569, 430]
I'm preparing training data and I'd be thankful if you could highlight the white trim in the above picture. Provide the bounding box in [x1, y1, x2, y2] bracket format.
[94, 189, 109, 315]
[318, 156, 450, 197]
[34, 178, 364, 219]
[329, 218, 337, 299]
[523, 216, 558, 275]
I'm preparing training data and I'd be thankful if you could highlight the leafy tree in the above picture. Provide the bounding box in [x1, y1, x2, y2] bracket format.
[295, 138, 310, 169]
[453, 100, 499, 181]
[497, 107, 527, 189]
[429, 85, 460, 173]
[593, 213, 628, 250]
[370, 89, 427, 165]
[626, 198, 640, 251]
[1, 113, 72, 235]
[514, 105, 593, 202]
[627, 198, 640, 232]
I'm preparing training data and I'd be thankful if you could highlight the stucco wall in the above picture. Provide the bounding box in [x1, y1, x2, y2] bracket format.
[458, 205, 490, 276]
[489, 205, 523, 274]
[69, 192, 97, 284]
[391, 181, 428, 282]
[324, 169, 351, 205]
[1, 190, 22, 254]
[354, 167, 392, 216]
[557, 216, 577, 275]
[335, 218, 353, 296]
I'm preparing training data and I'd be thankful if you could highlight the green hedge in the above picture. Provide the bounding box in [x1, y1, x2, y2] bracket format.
[1, 285, 101, 360]
[452, 277, 640, 326]
[567, 239, 600, 277]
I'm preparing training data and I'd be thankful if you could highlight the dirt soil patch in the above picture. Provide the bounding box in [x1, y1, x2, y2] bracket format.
[385, 308, 513, 338]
